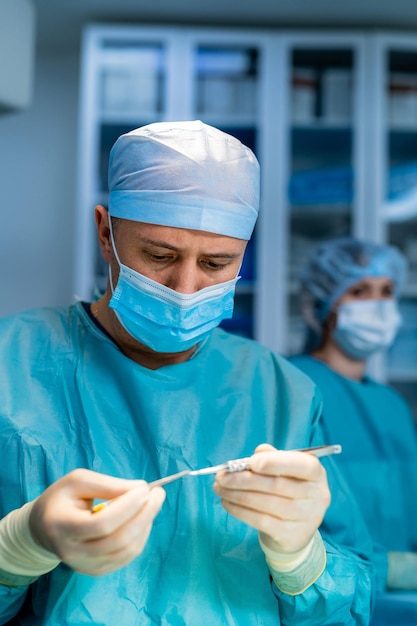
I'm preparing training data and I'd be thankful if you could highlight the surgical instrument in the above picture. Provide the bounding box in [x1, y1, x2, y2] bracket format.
[148, 443, 341, 488]
[92, 444, 341, 512]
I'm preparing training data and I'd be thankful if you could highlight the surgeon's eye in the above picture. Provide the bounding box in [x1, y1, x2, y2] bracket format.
[151, 254, 171, 261]
[202, 259, 230, 271]
[145, 250, 174, 263]
[349, 286, 367, 297]
[382, 284, 394, 297]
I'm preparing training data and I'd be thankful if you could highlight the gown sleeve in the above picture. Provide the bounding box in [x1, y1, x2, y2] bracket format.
[273, 391, 375, 625]
[0, 583, 29, 625]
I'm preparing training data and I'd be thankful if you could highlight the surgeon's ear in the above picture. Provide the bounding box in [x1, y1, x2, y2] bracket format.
[95, 205, 112, 263]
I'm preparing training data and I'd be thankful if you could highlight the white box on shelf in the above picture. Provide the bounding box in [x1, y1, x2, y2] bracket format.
[101, 67, 159, 115]
[321, 68, 352, 124]
[291, 68, 317, 124]
[288, 315, 307, 355]
[197, 49, 249, 74]
[388, 73, 417, 128]
[236, 76, 257, 116]
[100, 48, 160, 116]
[101, 69, 131, 112]
[199, 76, 237, 115]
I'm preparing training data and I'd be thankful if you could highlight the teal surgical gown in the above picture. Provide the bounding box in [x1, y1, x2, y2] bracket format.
[290, 354, 417, 609]
[0, 304, 373, 625]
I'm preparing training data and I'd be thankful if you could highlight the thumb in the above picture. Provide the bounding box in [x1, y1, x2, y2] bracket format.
[61, 469, 150, 502]
[254, 443, 277, 455]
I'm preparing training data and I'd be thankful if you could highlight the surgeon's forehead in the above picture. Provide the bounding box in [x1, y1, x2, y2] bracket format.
[116, 218, 246, 252]
[347, 276, 394, 288]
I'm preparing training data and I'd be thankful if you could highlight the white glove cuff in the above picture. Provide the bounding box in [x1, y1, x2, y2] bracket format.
[0, 501, 60, 586]
[387, 551, 417, 590]
[259, 530, 326, 595]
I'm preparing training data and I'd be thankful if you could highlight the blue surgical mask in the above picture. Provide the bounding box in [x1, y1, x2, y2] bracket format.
[333, 299, 402, 360]
[108, 227, 240, 353]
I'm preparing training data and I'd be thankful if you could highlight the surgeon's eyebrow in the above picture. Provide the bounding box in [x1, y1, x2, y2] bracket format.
[201, 251, 243, 259]
[139, 236, 179, 251]
[139, 236, 242, 258]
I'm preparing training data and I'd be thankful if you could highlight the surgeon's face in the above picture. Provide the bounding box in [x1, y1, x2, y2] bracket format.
[336, 276, 395, 306]
[98, 209, 247, 293]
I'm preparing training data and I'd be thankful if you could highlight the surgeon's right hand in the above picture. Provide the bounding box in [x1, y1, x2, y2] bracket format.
[29, 469, 166, 576]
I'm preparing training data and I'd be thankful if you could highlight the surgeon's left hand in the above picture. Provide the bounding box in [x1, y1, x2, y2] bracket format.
[213, 443, 331, 556]
[29, 469, 166, 577]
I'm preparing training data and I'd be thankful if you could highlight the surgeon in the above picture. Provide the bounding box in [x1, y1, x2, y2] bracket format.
[0, 122, 373, 625]
[290, 236, 417, 624]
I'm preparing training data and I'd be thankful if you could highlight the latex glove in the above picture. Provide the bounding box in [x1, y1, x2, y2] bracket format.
[214, 443, 330, 556]
[29, 469, 166, 577]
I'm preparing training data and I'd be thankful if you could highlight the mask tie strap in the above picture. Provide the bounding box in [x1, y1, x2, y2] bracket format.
[108, 216, 122, 293]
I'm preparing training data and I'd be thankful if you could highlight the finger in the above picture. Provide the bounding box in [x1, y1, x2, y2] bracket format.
[64, 522, 153, 578]
[71, 520, 154, 577]
[75, 489, 165, 557]
[215, 468, 319, 498]
[248, 450, 326, 482]
[214, 474, 328, 501]
[63, 468, 149, 502]
[86, 522, 154, 576]
[219, 496, 309, 541]
[59, 488, 166, 569]
[218, 495, 324, 552]
[214, 483, 326, 522]
[254, 443, 276, 454]
[72, 484, 163, 541]
[51, 484, 152, 546]
[88, 484, 152, 527]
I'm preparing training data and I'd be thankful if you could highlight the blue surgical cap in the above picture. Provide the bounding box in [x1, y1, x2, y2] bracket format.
[300, 237, 408, 330]
[108, 120, 260, 240]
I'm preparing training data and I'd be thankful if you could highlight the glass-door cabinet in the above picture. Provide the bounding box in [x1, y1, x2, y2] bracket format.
[75, 29, 173, 301]
[373, 34, 417, 420]
[192, 41, 260, 338]
[281, 34, 368, 356]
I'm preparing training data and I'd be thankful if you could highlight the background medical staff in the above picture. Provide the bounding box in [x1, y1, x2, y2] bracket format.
[290, 236, 417, 625]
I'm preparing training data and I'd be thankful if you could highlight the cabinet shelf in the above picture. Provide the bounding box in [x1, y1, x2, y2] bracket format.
[290, 204, 351, 215]
[99, 112, 161, 124]
[402, 285, 417, 298]
[195, 113, 257, 127]
[292, 122, 352, 131]
[388, 371, 417, 382]
[389, 125, 417, 133]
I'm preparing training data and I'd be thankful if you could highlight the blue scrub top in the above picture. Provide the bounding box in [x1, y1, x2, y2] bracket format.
[0, 304, 373, 625]
[290, 354, 417, 593]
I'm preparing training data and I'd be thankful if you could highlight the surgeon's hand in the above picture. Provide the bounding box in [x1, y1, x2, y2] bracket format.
[29, 469, 166, 576]
[213, 443, 330, 556]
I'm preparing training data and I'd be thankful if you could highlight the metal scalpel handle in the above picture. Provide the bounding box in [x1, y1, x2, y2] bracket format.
[146, 461, 250, 488]
[295, 444, 342, 458]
